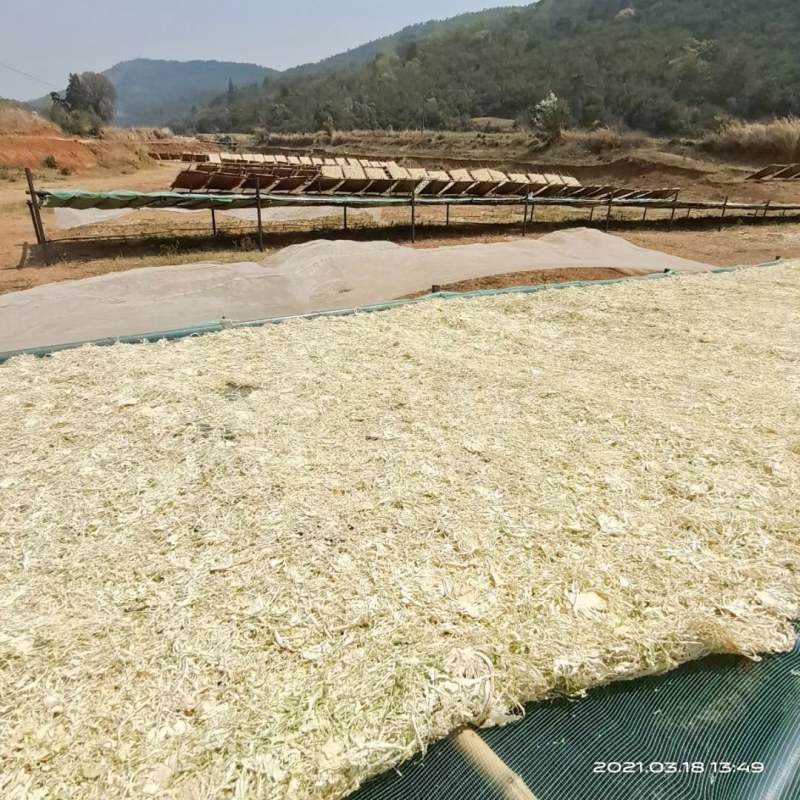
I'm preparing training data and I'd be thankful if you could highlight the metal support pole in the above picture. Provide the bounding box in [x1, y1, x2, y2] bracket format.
[523, 195, 529, 237]
[604, 193, 614, 233]
[718, 196, 729, 232]
[255, 177, 264, 252]
[642, 207, 648, 222]
[446, 204, 450, 227]
[411, 190, 417, 243]
[762, 199, 771, 219]
[25, 168, 50, 264]
[589, 206, 595, 222]
[686, 207, 692, 219]
[669, 192, 679, 232]
[211, 209, 217, 237]
[343, 205, 348, 231]
[530, 203, 536, 223]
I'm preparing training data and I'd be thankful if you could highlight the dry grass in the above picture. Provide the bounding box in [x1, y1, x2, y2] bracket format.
[102, 128, 176, 142]
[1, 263, 799, 799]
[469, 117, 516, 132]
[702, 117, 800, 164]
[248, 126, 664, 167]
[0, 101, 59, 137]
[558, 127, 649, 156]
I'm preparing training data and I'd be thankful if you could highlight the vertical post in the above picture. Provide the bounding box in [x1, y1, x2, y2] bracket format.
[255, 176, 264, 252]
[642, 207, 648, 222]
[343, 205, 348, 231]
[762, 199, 771, 219]
[669, 191, 679, 232]
[25, 168, 50, 265]
[718, 196, 729, 232]
[211, 209, 217, 237]
[589, 206, 595, 222]
[411, 189, 417, 244]
[523, 195, 529, 237]
[446, 204, 450, 227]
[604, 192, 614, 233]
[686, 207, 692, 219]
[27, 202, 42, 244]
[530, 203, 536, 223]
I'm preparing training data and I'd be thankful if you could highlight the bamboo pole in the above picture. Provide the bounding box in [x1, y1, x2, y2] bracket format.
[451, 728, 539, 800]
[255, 177, 264, 252]
[523, 195, 529, 237]
[604, 192, 614, 233]
[25, 168, 50, 264]
[411, 189, 416, 243]
[718, 196, 729, 232]
[669, 191, 680, 232]
[27, 202, 42, 245]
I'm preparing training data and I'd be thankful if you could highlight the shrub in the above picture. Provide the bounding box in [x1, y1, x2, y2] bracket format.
[531, 92, 567, 146]
[563, 127, 649, 155]
[701, 117, 800, 163]
[252, 127, 270, 147]
[42, 155, 58, 170]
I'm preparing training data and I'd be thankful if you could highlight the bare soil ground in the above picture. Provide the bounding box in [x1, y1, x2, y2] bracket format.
[401, 267, 634, 297]
[1, 134, 799, 297]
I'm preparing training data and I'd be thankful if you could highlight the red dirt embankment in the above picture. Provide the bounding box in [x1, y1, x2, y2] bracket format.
[0, 105, 152, 172]
[0, 134, 153, 171]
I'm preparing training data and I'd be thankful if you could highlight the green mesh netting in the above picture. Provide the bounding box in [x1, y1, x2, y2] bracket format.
[354, 624, 800, 800]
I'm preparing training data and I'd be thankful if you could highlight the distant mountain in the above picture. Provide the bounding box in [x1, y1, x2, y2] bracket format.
[32, 59, 277, 127]
[283, 6, 522, 78]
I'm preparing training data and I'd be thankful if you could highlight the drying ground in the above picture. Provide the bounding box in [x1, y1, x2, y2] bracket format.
[1, 132, 800, 296]
[1, 263, 799, 799]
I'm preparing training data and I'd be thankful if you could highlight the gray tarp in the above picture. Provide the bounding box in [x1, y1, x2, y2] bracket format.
[0, 230, 712, 353]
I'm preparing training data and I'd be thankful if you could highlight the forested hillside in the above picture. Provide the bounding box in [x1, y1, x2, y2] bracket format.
[177, 0, 800, 136]
[283, 7, 516, 78]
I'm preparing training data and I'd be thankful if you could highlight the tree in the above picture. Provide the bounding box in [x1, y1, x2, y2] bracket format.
[64, 71, 116, 123]
[532, 91, 566, 145]
[49, 71, 116, 135]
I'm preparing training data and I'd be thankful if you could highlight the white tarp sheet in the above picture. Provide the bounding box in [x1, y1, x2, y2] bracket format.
[0, 230, 712, 352]
[52, 206, 382, 230]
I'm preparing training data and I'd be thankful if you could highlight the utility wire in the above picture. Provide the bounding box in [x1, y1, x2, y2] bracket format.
[0, 61, 58, 89]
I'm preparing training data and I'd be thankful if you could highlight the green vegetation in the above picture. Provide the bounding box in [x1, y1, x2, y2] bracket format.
[48, 72, 116, 135]
[282, 6, 517, 78]
[176, 0, 800, 137]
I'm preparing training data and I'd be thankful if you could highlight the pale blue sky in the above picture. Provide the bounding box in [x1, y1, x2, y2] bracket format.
[1, 0, 531, 99]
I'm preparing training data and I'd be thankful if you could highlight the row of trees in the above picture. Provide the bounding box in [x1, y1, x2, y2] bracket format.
[175, 0, 800, 138]
[49, 72, 116, 135]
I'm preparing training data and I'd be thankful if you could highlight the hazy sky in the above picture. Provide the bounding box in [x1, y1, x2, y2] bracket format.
[1, 0, 531, 99]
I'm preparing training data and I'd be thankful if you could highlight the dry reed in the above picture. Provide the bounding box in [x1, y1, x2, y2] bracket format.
[702, 117, 800, 164]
